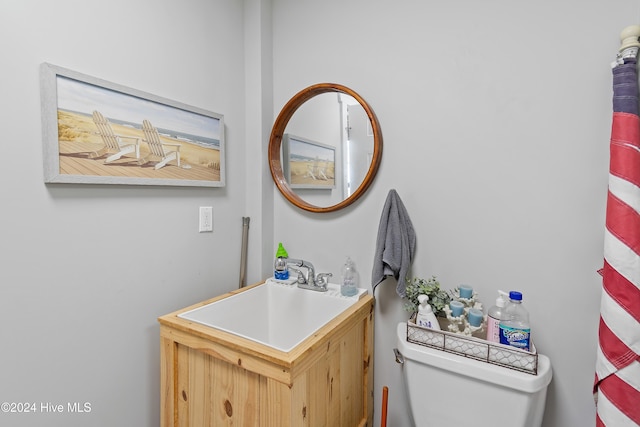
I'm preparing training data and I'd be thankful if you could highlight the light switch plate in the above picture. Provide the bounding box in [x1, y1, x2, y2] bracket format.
[199, 207, 213, 232]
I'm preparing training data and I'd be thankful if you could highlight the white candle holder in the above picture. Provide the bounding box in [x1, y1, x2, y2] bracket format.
[443, 290, 486, 336]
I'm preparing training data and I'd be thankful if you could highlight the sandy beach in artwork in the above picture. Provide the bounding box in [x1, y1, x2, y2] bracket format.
[288, 159, 335, 186]
[56, 110, 221, 182]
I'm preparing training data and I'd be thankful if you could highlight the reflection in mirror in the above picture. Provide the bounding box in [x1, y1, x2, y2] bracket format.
[269, 83, 382, 213]
[283, 133, 336, 191]
[283, 93, 374, 208]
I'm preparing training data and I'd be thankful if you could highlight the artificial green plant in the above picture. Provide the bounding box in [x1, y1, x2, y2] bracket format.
[403, 276, 451, 317]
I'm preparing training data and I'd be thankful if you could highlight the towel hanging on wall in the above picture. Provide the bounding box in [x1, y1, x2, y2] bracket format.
[371, 189, 416, 297]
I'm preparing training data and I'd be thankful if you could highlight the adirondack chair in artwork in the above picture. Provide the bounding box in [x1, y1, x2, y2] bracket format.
[141, 119, 181, 170]
[306, 157, 329, 180]
[90, 110, 141, 163]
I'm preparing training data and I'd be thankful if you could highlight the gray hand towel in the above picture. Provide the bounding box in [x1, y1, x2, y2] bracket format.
[371, 189, 416, 297]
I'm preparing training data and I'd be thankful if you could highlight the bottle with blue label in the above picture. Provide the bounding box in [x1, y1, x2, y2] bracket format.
[274, 243, 289, 280]
[499, 291, 531, 351]
[416, 295, 441, 330]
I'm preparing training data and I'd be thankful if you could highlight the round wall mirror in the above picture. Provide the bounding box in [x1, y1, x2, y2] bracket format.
[268, 83, 383, 213]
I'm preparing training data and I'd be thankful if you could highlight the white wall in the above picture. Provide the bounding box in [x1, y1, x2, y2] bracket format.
[271, 1, 638, 426]
[0, 1, 247, 426]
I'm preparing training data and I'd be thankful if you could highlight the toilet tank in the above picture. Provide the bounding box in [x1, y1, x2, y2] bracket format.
[396, 322, 552, 427]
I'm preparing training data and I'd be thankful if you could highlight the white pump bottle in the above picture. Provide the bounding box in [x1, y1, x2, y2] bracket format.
[487, 290, 508, 343]
[416, 295, 441, 330]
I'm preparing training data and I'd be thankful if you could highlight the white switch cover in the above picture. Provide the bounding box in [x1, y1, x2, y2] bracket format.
[199, 207, 213, 232]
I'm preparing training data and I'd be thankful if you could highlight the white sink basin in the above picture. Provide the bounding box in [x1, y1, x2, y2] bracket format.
[178, 279, 367, 352]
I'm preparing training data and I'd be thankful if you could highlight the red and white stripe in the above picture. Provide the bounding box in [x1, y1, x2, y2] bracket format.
[594, 108, 640, 425]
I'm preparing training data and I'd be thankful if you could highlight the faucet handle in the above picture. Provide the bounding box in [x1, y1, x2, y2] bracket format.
[315, 273, 333, 287]
[289, 267, 306, 284]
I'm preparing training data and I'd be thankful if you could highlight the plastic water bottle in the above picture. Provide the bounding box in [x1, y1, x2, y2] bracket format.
[499, 291, 531, 351]
[341, 257, 358, 297]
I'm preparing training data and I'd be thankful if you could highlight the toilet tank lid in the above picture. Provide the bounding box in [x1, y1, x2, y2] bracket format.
[396, 322, 552, 393]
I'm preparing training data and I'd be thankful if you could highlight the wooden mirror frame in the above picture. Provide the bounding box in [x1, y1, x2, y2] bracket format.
[268, 83, 383, 213]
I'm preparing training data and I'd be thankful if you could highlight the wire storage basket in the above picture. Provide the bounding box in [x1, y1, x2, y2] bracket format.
[406, 318, 539, 375]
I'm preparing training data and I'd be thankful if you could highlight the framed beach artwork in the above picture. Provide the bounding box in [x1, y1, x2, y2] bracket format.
[40, 63, 225, 187]
[282, 134, 336, 189]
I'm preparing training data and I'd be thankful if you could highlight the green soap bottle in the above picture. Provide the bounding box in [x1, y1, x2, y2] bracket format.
[274, 243, 289, 280]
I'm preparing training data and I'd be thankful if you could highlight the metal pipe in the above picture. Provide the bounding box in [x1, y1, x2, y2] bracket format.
[238, 217, 250, 288]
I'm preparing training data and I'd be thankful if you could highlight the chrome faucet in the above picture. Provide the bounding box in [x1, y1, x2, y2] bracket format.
[286, 258, 332, 292]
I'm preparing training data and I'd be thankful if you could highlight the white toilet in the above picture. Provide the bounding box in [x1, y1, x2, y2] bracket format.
[395, 322, 552, 427]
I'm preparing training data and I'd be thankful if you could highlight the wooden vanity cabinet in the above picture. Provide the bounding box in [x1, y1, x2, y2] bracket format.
[158, 283, 374, 427]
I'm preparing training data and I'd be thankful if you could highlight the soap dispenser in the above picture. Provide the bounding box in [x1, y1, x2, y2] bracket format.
[416, 295, 441, 330]
[274, 243, 289, 280]
[341, 257, 358, 296]
[487, 290, 508, 343]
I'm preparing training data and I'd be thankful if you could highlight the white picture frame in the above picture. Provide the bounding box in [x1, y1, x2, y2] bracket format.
[40, 63, 225, 187]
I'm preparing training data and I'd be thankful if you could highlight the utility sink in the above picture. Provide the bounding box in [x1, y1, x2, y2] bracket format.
[178, 279, 367, 352]
[159, 279, 375, 425]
